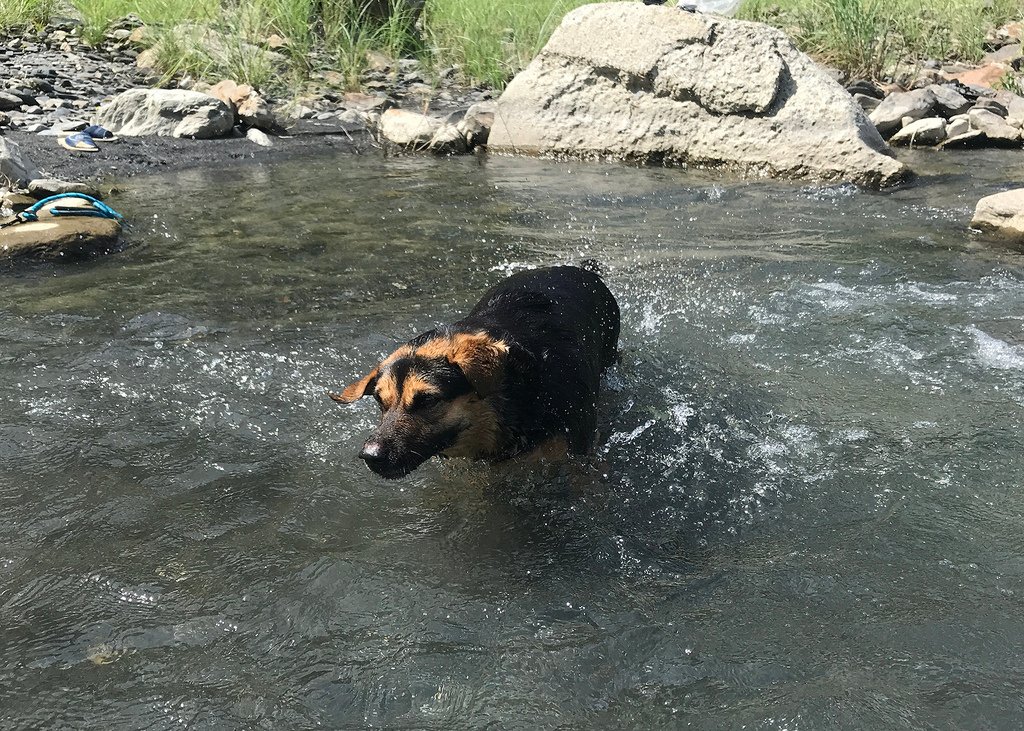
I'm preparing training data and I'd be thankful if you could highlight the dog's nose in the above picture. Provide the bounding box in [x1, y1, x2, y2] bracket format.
[359, 440, 386, 465]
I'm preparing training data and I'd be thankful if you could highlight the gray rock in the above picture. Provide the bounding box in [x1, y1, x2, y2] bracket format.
[971, 188, 1024, 243]
[854, 93, 880, 112]
[0, 136, 40, 186]
[27, 178, 102, 198]
[488, 5, 906, 188]
[0, 91, 24, 111]
[889, 117, 946, 146]
[967, 108, 1021, 144]
[974, 98, 1009, 118]
[95, 89, 234, 138]
[946, 115, 970, 138]
[927, 84, 971, 117]
[869, 88, 936, 136]
[941, 130, 987, 149]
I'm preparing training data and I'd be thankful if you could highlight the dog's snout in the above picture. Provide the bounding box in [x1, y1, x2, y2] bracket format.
[359, 440, 386, 464]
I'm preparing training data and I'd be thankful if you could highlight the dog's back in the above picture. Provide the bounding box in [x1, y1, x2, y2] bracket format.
[455, 265, 620, 453]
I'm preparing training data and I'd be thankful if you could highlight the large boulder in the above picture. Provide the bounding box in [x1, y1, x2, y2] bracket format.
[95, 89, 234, 139]
[0, 136, 41, 186]
[971, 189, 1024, 243]
[487, 4, 907, 188]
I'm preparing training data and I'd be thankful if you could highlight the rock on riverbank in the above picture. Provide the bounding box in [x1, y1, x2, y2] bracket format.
[487, 3, 908, 188]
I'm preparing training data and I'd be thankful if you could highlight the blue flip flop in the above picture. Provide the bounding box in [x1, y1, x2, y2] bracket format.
[59, 132, 99, 152]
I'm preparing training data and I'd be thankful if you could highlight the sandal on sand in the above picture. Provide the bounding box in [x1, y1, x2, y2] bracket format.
[59, 132, 99, 152]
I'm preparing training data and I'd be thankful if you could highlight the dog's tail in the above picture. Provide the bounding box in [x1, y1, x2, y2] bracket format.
[579, 258, 606, 277]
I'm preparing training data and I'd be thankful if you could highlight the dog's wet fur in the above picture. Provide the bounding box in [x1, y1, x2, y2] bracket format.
[331, 264, 621, 479]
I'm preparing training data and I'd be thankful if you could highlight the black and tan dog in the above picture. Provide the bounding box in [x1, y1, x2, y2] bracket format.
[331, 264, 620, 479]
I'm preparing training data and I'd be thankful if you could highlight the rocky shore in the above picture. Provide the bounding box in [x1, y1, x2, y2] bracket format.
[3, 6, 1024, 260]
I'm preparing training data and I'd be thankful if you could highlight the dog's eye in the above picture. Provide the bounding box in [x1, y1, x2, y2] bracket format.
[409, 393, 441, 411]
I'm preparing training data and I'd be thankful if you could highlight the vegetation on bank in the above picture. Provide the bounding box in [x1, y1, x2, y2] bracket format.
[738, 0, 1022, 79]
[0, 0, 1020, 93]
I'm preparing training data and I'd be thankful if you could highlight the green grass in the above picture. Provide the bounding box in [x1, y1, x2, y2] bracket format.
[1, 0, 1019, 92]
[421, 0, 590, 89]
[738, 0, 1022, 79]
[0, 0, 56, 31]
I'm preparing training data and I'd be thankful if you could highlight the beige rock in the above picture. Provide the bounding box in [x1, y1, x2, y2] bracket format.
[208, 79, 280, 132]
[968, 107, 1021, 144]
[0, 201, 121, 261]
[890, 117, 946, 146]
[971, 188, 1024, 243]
[946, 63, 1010, 88]
[379, 109, 442, 149]
[488, 3, 907, 188]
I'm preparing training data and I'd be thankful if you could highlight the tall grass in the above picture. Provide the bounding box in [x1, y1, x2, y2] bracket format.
[3, 0, 1019, 91]
[739, 0, 1022, 79]
[421, 0, 588, 88]
[0, 0, 56, 31]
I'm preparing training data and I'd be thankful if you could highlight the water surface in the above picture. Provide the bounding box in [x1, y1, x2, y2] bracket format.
[2, 150, 1024, 729]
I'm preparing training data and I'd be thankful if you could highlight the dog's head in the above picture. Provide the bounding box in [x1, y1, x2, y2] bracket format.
[331, 331, 508, 479]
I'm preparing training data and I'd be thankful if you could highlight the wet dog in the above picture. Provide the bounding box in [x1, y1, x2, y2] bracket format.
[331, 264, 620, 479]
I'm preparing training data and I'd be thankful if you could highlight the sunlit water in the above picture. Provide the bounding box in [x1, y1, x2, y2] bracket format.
[2, 149, 1024, 729]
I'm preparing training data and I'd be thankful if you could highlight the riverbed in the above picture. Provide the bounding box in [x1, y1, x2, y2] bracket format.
[2, 149, 1023, 729]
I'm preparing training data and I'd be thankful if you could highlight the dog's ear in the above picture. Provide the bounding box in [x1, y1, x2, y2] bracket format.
[446, 333, 509, 397]
[329, 367, 379, 404]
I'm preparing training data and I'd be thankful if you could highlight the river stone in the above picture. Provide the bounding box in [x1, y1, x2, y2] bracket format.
[27, 178, 102, 198]
[488, 4, 906, 187]
[0, 91, 23, 111]
[890, 117, 946, 146]
[456, 101, 495, 147]
[379, 109, 442, 149]
[941, 130, 987, 149]
[946, 115, 970, 138]
[0, 136, 40, 186]
[974, 98, 1009, 117]
[927, 84, 971, 117]
[245, 128, 273, 147]
[1, 198, 121, 261]
[428, 124, 467, 155]
[971, 188, 1024, 243]
[967, 108, 1021, 144]
[854, 93, 880, 112]
[208, 79, 280, 133]
[869, 88, 936, 136]
[95, 89, 233, 138]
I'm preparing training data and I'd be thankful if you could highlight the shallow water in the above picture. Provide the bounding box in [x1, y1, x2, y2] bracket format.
[2, 149, 1024, 730]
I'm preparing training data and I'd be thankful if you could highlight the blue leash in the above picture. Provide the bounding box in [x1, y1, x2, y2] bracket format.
[18, 193, 124, 222]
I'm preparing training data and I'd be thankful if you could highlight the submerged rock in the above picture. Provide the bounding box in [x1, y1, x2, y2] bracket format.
[95, 89, 234, 139]
[487, 4, 907, 188]
[971, 189, 1024, 243]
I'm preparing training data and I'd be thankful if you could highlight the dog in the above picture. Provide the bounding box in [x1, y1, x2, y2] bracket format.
[330, 264, 620, 479]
